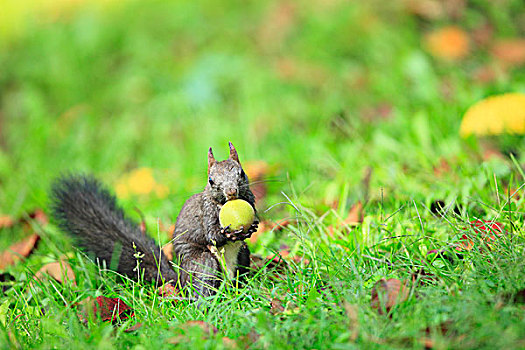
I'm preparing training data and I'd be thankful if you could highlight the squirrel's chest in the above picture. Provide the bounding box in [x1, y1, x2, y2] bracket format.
[210, 241, 243, 280]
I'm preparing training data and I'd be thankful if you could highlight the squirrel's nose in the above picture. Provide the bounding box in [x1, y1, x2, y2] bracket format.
[225, 188, 238, 200]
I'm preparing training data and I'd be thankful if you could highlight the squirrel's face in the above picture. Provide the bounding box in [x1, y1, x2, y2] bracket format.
[207, 159, 249, 204]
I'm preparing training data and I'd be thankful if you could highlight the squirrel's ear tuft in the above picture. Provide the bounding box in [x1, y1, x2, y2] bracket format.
[208, 147, 216, 171]
[228, 142, 240, 163]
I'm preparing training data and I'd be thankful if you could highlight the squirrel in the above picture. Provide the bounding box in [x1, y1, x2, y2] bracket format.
[50, 142, 258, 298]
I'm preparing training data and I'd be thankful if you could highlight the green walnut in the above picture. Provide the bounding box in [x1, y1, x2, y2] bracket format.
[219, 199, 255, 232]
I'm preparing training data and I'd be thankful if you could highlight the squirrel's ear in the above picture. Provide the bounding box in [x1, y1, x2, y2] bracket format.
[208, 147, 216, 171]
[228, 141, 240, 163]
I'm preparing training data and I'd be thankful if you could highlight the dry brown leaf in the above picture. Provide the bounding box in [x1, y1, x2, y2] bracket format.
[472, 65, 501, 84]
[245, 160, 270, 204]
[158, 283, 179, 298]
[124, 323, 143, 333]
[424, 26, 470, 60]
[0, 216, 14, 229]
[270, 298, 285, 315]
[167, 321, 219, 345]
[244, 161, 269, 180]
[404, 0, 444, 20]
[370, 278, 410, 315]
[0, 234, 40, 269]
[249, 220, 290, 244]
[344, 202, 363, 226]
[76, 295, 134, 324]
[27, 209, 48, 226]
[162, 243, 173, 261]
[344, 302, 359, 341]
[34, 259, 76, 285]
[491, 39, 525, 66]
[360, 103, 393, 123]
[471, 23, 493, 47]
[275, 57, 329, 85]
[257, 1, 297, 53]
[433, 158, 451, 177]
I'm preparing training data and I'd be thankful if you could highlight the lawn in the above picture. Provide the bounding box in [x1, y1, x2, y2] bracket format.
[0, 0, 524, 348]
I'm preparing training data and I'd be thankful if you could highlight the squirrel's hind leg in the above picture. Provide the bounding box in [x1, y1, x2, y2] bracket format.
[179, 250, 222, 298]
[235, 243, 250, 284]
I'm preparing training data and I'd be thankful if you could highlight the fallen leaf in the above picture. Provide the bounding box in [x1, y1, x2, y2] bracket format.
[116, 168, 169, 198]
[245, 160, 270, 204]
[181, 320, 218, 335]
[124, 322, 143, 333]
[471, 23, 493, 47]
[167, 321, 219, 345]
[128, 168, 156, 195]
[162, 244, 173, 261]
[360, 103, 393, 123]
[274, 57, 329, 85]
[424, 26, 470, 60]
[344, 302, 359, 341]
[433, 158, 451, 177]
[442, 0, 465, 19]
[472, 65, 501, 84]
[77, 296, 134, 324]
[404, 0, 444, 20]
[257, 1, 297, 53]
[370, 278, 410, 315]
[0, 216, 14, 229]
[343, 202, 363, 226]
[27, 209, 48, 226]
[34, 259, 76, 284]
[0, 234, 40, 269]
[158, 283, 179, 298]
[459, 93, 525, 137]
[249, 220, 290, 244]
[250, 254, 288, 281]
[456, 220, 505, 251]
[270, 298, 285, 315]
[491, 39, 525, 67]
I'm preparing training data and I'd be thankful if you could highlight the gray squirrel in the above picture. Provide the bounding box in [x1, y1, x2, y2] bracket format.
[50, 142, 258, 298]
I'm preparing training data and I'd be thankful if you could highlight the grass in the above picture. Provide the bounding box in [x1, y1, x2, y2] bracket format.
[0, 0, 524, 348]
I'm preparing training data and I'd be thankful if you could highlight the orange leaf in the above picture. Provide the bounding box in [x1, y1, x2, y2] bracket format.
[0, 216, 14, 229]
[491, 39, 525, 66]
[158, 283, 179, 298]
[424, 26, 469, 60]
[162, 243, 173, 261]
[371, 278, 410, 315]
[249, 220, 290, 244]
[0, 234, 40, 269]
[34, 259, 76, 284]
[343, 202, 363, 226]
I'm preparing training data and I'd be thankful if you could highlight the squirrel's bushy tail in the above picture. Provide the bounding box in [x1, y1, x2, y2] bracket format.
[50, 174, 177, 285]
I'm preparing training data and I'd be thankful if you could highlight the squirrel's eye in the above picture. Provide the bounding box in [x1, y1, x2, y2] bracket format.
[208, 177, 214, 186]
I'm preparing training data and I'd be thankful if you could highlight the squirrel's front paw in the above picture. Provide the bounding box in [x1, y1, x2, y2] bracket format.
[221, 220, 259, 241]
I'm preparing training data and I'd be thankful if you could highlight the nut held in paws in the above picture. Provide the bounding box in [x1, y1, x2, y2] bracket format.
[219, 199, 255, 232]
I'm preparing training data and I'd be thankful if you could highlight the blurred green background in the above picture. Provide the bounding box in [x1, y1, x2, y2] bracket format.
[0, 0, 524, 219]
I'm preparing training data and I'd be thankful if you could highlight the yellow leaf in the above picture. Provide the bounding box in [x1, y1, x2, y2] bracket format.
[127, 168, 156, 195]
[115, 181, 129, 199]
[154, 184, 170, 199]
[424, 26, 469, 60]
[460, 93, 525, 137]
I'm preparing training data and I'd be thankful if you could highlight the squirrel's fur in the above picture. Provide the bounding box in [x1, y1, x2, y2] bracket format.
[50, 143, 257, 298]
